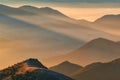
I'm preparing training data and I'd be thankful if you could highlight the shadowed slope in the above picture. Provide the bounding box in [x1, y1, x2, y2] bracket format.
[0, 58, 73, 80]
[42, 38, 120, 67]
[50, 61, 83, 76]
[13, 5, 120, 41]
[0, 13, 84, 69]
[72, 58, 120, 80]
[93, 14, 120, 36]
[0, 4, 120, 68]
[0, 4, 34, 15]
[19, 5, 69, 18]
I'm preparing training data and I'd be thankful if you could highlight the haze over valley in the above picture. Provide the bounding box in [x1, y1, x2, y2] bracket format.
[0, 4, 119, 68]
[0, 1, 120, 80]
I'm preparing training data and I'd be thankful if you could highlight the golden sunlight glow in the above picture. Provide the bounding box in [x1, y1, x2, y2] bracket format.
[0, 3, 120, 69]
[5, 3, 120, 21]
[55, 7, 120, 21]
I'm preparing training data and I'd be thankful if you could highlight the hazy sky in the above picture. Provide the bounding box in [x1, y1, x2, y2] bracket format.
[0, 0, 120, 8]
[0, 1, 120, 20]
[0, 0, 120, 3]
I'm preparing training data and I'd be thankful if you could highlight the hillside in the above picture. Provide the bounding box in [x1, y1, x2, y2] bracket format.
[0, 4, 120, 68]
[0, 58, 73, 80]
[93, 14, 120, 36]
[0, 12, 83, 69]
[42, 38, 120, 67]
[50, 61, 83, 76]
[72, 58, 120, 80]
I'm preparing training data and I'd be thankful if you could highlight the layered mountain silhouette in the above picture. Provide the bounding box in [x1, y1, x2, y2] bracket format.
[42, 38, 120, 67]
[0, 4, 120, 68]
[0, 5, 84, 68]
[0, 4, 34, 15]
[19, 6, 68, 17]
[0, 58, 73, 80]
[95, 14, 120, 24]
[0, 4, 120, 80]
[9, 5, 119, 41]
[93, 14, 120, 35]
[50, 61, 83, 76]
[72, 58, 120, 80]
[0, 4, 68, 17]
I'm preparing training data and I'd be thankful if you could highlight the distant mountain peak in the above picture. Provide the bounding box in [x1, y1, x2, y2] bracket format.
[110, 58, 120, 64]
[19, 5, 67, 17]
[50, 61, 82, 76]
[61, 61, 71, 64]
[58, 61, 82, 67]
[85, 37, 118, 45]
[80, 37, 120, 51]
[95, 14, 120, 23]
[102, 14, 120, 18]
[40, 7, 53, 10]
[39, 6, 68, 17]
[0, 4, 34, 15]
[39, 7, 61, 12]
[0, 4, 11, 8]
[72, 58, 120, 80]
[90, 37, 114, 43]
[57, 61, 82, 68]
[85, 62, 103, 69]
[19, 5, 39, 10]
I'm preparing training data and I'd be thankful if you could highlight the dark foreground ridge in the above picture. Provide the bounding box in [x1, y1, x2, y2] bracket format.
[0, 58, 73, 80]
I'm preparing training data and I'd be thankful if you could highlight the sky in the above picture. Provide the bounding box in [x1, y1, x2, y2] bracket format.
[0, 0, 120, 3]
[0, 0, 120, 8]
[0, 0, 120, 21]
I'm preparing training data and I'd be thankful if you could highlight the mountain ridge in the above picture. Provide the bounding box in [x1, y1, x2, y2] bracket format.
[72, 58, 120, 80]
[50, 61, 83, 76]
[0, 58, 73, 80]
[42, 38, 120, 67]
[19, 5, 68, 17]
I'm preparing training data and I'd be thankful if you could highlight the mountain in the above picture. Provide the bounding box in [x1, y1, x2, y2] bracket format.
[12, 5, 119, 41]
[0, 4, 34, 15]
[0, 4, 66, 16]
[42, 38, 120, 67]
[0, 4, 67, 16]
[19, 6, 68, 17]
[0, 58, 73, 80]
[0, 4, 119, 68]
[94, 14, 120, 28]
[2, 4, 118, 42]
[0, 13, 83, 69]
[50, 61, 83, 76]
[93, 14, 120, 36]
[0, 4, 85, 69]
[72, 58, 120, 80]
